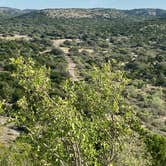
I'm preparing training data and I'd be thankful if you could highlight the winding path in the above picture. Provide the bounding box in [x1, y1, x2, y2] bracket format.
[52, 39, 79, 81]
[40, 39, 79, 81]
[65, 55, 79, 81]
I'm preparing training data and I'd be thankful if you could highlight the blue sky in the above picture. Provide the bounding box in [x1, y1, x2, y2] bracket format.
[0, 0, 166, 10]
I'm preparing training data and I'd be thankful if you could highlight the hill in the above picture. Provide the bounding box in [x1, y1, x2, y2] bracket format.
[41, 8, 166, 19]
[126, 8, 166, 17]
[0, 7, 166, 19]
[0, 7, 35, 18]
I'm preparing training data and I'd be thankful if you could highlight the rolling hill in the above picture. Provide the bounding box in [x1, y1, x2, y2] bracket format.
[0, 7, 166, 19]
[0, 7, 35, 19]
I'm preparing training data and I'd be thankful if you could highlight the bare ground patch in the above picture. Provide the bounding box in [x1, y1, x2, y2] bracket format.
[0, 116, 20, 147]
[0, 34, 32, 41]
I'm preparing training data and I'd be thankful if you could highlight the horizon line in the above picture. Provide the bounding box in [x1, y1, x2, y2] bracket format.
[0, 6, 166, 11]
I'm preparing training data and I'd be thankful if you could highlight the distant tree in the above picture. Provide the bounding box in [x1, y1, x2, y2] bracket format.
[51, 48, 64, 55]
[69, 47, 79, 55]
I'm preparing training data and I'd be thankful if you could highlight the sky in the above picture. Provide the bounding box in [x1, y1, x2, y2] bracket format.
[0, 0, 166, 10]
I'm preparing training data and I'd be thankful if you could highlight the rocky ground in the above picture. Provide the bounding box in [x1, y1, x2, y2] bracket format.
[0, 116, 20, 147]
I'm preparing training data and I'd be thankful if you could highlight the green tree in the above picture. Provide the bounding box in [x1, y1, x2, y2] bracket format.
[0, 57, 151, 166]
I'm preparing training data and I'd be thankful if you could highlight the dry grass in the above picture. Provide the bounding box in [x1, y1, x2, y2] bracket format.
[79, 48, 94, 53]
[0, 34, 32, 41]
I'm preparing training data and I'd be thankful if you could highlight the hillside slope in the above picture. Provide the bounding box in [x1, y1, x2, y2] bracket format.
[41, 8, 166, 19]
[0, 7, 166, 19]
[0, 7, 35, 19]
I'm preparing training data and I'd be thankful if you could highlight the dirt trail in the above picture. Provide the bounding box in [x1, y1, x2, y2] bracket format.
[39, 39, 80, 80]
[157, 116, 166, 122]
[52, 39, 72, 47]
[0, 34, 32, 41]
[39, 49, 52, 55]
[65, 55, 79, 81]
[39, 39, 80, 79]
[52, 39, 79, 81]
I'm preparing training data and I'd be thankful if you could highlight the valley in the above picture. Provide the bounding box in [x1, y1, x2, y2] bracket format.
[0, 7, 165, 166]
